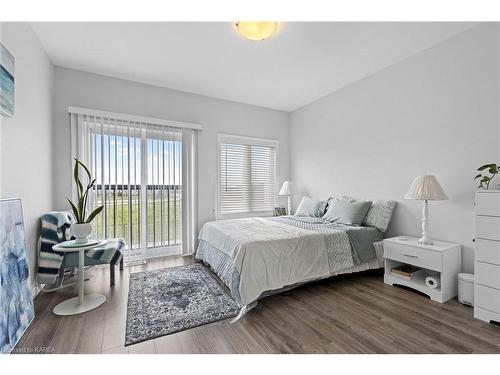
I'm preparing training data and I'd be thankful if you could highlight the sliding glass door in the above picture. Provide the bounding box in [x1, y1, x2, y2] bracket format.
[87, 120, 183, 262]
[69, 108, 199, 261]
[144, 136, 183, 258]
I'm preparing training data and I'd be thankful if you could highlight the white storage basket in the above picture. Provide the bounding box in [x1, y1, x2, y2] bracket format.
[458, 273, 474, 306]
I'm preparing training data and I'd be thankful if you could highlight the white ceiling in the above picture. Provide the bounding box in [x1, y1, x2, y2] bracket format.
[31, 22, 477, 112]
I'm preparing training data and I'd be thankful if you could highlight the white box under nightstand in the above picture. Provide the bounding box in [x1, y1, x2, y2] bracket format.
[383, 236, 461, 303]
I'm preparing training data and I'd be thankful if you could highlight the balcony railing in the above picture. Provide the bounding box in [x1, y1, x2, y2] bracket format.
[91, 184, 182, 251]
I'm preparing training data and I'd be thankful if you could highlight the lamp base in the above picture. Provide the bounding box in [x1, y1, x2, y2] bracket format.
[419, 200, 433, 246]
[418, 235, 433, 246]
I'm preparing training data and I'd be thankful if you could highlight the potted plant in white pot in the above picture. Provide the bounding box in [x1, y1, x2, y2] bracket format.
[67, 158, 104, 243]
[474, 163, 500, 190]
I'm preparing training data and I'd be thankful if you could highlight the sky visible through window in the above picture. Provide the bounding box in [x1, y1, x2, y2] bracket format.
[91, 133, 182, 185]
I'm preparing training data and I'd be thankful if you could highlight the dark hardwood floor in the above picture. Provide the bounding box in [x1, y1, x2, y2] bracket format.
[14, 256, 500, 354]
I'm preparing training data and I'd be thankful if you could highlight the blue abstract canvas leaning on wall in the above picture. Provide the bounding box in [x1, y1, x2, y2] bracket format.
[0, 198, 34, 354]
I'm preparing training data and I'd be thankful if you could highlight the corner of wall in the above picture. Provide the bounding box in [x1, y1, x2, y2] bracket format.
[0, 22, 55, 292]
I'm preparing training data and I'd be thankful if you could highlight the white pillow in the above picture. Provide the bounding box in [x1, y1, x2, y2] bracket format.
[295, 196, 328, 217]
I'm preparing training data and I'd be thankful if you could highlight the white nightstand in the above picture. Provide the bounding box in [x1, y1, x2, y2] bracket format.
[383, 236, 461, 303]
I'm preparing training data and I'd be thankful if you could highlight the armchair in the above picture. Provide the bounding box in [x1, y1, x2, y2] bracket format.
[37, 211, 125, 291]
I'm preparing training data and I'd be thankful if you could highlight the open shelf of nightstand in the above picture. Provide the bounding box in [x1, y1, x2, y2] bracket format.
[383, 236, 461, 303]
[384, 259, 442, 299]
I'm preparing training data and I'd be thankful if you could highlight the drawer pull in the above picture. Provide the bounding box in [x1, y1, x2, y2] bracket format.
[402, 253, 419, 258]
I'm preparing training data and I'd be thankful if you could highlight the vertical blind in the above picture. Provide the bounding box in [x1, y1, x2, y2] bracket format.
[218, 135, 278, 216]
[69, 107, 200, 261]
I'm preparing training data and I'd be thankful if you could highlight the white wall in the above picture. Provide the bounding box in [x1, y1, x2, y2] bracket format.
[52, 67, 290, 234]
[1, 21, 496, 280]
[290, 23, 500, 272]
[0, 22, 54, 291]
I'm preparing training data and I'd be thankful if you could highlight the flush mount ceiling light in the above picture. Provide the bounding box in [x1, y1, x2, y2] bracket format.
[234, 21, 279, 41]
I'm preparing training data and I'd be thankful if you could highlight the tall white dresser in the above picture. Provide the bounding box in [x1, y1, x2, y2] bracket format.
[474, 190, 500, 323]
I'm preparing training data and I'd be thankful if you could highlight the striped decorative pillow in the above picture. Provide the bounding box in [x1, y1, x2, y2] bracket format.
[362, 200, 396, 232]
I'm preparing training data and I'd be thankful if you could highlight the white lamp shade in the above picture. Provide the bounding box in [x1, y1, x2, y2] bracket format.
[404, 175, 448, 201]
[279, 181, 291, 195]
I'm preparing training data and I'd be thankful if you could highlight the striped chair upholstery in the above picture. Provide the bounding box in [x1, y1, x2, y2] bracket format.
[37, 211, 125, 286]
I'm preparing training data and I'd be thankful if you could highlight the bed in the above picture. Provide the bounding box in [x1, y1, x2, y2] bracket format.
[195, 213, 388, 314]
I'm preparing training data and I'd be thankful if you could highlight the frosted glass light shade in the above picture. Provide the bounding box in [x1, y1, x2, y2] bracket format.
[279, 181, 291, 196]
[404, 175, 448, 201]
[235, 22, 279, 41]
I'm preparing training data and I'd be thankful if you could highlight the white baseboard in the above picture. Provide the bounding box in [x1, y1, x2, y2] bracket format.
[32, 284, 40, 299]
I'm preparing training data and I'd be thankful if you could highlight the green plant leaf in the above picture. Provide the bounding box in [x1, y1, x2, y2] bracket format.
[82, 180, 96, 222]
[478, 164, 495, 171]
[67, 198, 82, 223]
[85, 206, 103, 224]
[78, 189, 85, 222]
[73, 160, 83, 198]
[75, 158, 91, 180]
[73, 158, 95, 222]
[474, 174, 482, 180]
[81, 190, 89, 222]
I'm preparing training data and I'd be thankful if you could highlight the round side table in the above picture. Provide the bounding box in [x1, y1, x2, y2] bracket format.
[52, 240, 108, 316]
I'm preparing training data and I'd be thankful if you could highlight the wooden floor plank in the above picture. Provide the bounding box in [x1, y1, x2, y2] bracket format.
[14, 256, 500, 354]
[153, 334, 183, 354]
[128, 339, 156, 354]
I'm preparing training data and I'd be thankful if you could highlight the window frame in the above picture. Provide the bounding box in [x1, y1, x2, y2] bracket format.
[216, 133, 279, 220]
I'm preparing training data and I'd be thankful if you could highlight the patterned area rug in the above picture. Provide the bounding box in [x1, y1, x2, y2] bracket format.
[125, 263, 241, 346]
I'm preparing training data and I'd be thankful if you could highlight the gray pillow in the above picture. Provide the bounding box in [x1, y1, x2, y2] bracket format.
[362, 200, 396, 232]
[295, 196, 328, 217]
[322, 200, 372, 225]
[327, 196, 356, 206]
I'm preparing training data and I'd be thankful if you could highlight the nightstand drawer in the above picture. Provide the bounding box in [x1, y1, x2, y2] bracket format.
[475, 261, 500, 289]
[476, 216, 500, 241]
[384, 242, 442, 271]
[475, 239, 500, 265]
[475, 284, 500, 312]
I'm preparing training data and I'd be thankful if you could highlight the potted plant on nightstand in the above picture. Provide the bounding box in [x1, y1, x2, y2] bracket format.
[67, 158, 103, 243]
[474, 163, 500, 190]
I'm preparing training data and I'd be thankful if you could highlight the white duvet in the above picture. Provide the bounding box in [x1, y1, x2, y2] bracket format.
[198, 217, 331, 305]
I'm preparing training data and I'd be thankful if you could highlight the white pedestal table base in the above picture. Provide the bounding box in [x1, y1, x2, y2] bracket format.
[53, 294, 106, 316]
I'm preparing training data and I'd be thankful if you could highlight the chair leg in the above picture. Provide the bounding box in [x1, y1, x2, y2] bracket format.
[40, 268, 88, 293]
[58, 267, 65, 282]
[110, 264, 115, 286]
[120, 258, 124, 271]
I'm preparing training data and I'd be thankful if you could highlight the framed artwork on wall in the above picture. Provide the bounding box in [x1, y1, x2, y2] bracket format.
[0, 43, 15, 118]
[0, 198, 35, 354]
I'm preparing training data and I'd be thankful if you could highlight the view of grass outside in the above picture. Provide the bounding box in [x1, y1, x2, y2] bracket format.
[91, 187, 182, 250]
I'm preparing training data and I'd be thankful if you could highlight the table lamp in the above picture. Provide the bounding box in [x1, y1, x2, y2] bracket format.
[279, 181, 292, 215]
[404, 175, 448, 245]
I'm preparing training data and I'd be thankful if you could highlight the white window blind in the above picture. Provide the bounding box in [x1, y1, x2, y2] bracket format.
[218, 134, 278, 217]
[69, 106, 200, 262]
